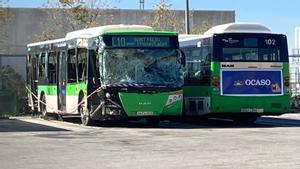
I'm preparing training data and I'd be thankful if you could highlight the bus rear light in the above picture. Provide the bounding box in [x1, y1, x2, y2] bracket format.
[212, 75, 220, 86]
[284, 76, 289, 87]
[284, 82, 289, 87]
[284, 76, 289, 82]
[212, 81, 220, 86]
[212, 75, 219, 81]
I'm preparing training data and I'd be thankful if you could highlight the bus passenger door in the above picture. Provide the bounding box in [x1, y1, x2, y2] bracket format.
[57, 50, 67, 113]
[29, 54, 38, 111]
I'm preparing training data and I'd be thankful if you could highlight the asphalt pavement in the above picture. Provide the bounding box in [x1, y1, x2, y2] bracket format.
[0, 114, 300, 169]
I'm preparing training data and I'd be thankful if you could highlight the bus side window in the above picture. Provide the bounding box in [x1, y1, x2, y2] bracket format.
[77, 48, 87, 82]
[182, 38, 211, 85]
[48, 52, 56, 84]
[201, 46, 211, 81]
[98, 49, 104, 83]
[260, 48, 280, 61]
[181, 48, 191, 78]
[67, 49, 77, 83]
[26, 54, 32, 85]
[88, 50, 100, 86]
[38, 52, 47, 83]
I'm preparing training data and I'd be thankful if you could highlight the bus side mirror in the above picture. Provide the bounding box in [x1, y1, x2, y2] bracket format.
[180, 50, 186, 67]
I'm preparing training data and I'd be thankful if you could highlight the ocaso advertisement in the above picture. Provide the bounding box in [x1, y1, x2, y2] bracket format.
[221, 70, 283, 96]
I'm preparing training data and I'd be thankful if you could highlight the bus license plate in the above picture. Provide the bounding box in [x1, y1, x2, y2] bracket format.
[137, 112, 154, 116]
[241, 108, 264, 113]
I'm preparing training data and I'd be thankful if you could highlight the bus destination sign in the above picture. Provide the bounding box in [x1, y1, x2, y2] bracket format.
[111, 36, 170, 48]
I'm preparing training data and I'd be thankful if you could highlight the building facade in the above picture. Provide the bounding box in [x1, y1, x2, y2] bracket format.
[0, 8, 235, 79]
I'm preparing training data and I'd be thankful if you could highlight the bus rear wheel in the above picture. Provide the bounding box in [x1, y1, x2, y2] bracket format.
[40, 95, 49, 119]
[40, 95, 57, 120]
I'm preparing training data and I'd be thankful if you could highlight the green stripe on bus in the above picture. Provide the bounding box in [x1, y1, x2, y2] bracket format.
[66, 83, 87, 96]
[37, 83, 87, 96]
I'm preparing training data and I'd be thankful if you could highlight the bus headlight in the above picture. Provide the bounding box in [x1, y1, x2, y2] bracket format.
[105, 92, 111, 99]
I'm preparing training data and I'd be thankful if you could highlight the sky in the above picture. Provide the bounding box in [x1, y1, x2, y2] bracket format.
[6, 0, 300, 53]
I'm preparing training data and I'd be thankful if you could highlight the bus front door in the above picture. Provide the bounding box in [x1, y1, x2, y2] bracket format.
[30, 55, 38, 112]
[57, 51, 67, 113]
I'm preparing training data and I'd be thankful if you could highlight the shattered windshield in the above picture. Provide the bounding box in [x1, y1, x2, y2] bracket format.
[100, 49, 183, 87]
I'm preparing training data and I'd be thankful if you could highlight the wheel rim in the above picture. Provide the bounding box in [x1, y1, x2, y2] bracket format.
[79, 100, 89, 125]
[41, 96, 46, 117]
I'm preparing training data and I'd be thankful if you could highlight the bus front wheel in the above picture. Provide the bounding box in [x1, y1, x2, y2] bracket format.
[80, 110, 95, 126]
[78, 97, 95, 126]
[40, 94, 57, 120]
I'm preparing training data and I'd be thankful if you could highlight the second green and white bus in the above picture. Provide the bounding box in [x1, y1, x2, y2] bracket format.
[180, 23, 290, 123]
[27, 25, 184, 126]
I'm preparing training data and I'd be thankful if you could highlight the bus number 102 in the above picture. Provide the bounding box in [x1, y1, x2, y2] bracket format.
[265, 39, 276, 46]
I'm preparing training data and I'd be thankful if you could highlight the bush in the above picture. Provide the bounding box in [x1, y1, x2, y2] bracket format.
[0, 65, 30, 115]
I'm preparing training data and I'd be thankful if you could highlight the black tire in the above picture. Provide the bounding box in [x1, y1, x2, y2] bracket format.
[32, 94, 38, 117]
[40, 94, 58, 120]
[78, 95, 95, 126]
[146, 117, 160, 127]
[40, 94, 48, 119]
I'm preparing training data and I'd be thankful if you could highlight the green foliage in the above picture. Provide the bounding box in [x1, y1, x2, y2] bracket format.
[38, 0, 115, 41]
[150, 0, 184, 32]
[141, 0, 210, 34]
[0, 0, 12, 54]
[0, 65, 29, 114]
[191, 20, 211, 34]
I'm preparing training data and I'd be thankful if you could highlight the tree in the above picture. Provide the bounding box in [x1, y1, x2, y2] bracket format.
[0, 65, 28, 114]
[191, 20, 211, 34]
[141, 0, 211, 34]
[145, 0, 184, 32]
[0, 0, 12, 54]
[38, 0, 116, 40]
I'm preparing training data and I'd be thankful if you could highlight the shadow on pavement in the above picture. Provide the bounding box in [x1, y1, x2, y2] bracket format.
[176, 116, 300, 129]
[2, 115, 300, 131]
[0, 119, 69, 132]
[257, 116, 300, 127]
[85, 119, 247, 129]
[89, 116, 300, 129]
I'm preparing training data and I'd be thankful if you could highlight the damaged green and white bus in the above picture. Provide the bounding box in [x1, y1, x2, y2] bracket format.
[26, 25, 184, 126]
